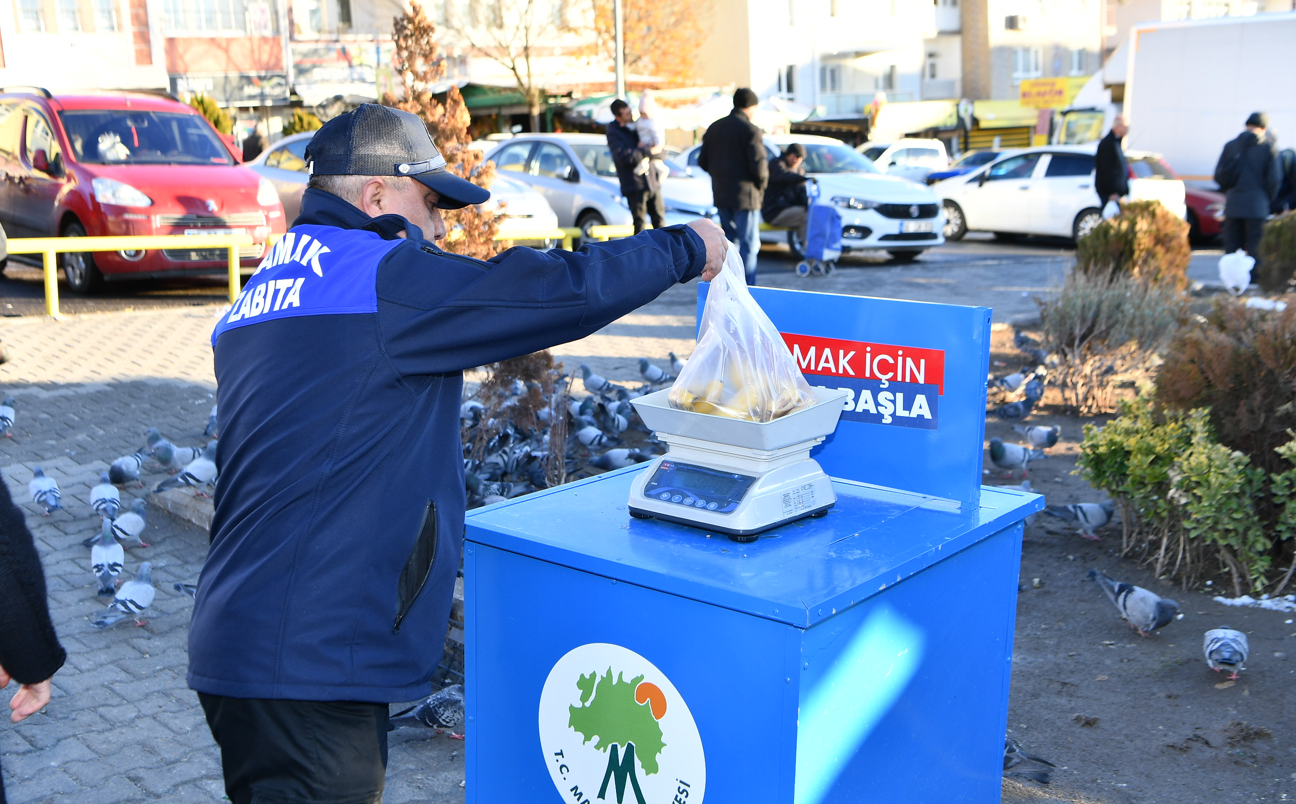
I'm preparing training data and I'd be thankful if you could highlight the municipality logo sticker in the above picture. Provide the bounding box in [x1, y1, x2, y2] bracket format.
[539, 643, 705, 804]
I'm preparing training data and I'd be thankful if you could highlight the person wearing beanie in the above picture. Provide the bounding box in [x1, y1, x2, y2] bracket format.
[698, 88, 768, 284]
[1214, 111, 1282, 261]
[762, 142, 811, 250]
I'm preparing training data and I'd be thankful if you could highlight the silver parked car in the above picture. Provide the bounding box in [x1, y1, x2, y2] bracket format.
[484, 133, 717, 237]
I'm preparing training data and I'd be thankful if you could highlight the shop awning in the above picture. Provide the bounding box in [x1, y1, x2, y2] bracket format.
[973, 100, 1039, 129]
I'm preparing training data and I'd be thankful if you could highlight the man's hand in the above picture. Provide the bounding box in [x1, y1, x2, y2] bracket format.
[0, 665, 53, 723]
[687, 219, 727, 281]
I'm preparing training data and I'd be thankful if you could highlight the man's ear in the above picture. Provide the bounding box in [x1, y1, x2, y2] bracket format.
[357, 178, 389, 217]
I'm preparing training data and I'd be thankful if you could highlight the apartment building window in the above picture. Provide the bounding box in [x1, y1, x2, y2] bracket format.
[820, 64, 840, 93]
[335, 0, 350, 28]
[1069, 48, 1086, 75]
[93, 0, 119, 30]
[19, 0, 47, 30]
[1012, 47, 1042, 83]
[876, 64, 896, 91]
[927, 58, 938, 79]
[163, 0, 278, 34]
[57, 0, 82, 30]
[777, 64, 796, 97]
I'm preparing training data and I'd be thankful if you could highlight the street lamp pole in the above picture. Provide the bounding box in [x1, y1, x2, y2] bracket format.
[614, 0, 626, 100]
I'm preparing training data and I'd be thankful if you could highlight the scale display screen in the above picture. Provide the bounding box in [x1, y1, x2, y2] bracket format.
[642, 461, 756, 514]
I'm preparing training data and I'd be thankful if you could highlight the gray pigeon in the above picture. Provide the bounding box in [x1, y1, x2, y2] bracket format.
[93, 562, 155, 627]
[991, 370, 1030, 394]
[28, 467, 63, 515]
[574, 425, 614, 449]
[144, 428, 200, 474]
[1044, 501, 1115, 540]
[589, 448, 648, 471]
[108, 451, 147, 487]
[155, 441, 218, 496]
[1004, 737, 1055, 784]
[1014, 424, 1060, 450]
[1088, 568, 1181, 636]
[111, 499, 150, 547]
[203, 404, 219, 438]
[639, 358, 671, 384]
[579, 363, 610, 393]
[90, 519, 124, 597]
[1203, 628, 1249, 680]
[988, 438, 1046, 478]
[668, 352, 686, 375]
[989, 397, 1035, 422]
[389, 684, 464, 731]
[90, 472, 121, 520]
[173, 582, 198, 599]
[0, 396, 14, 437]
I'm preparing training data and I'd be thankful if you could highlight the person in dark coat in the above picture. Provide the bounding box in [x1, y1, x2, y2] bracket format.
[1094, 115, 1130, 208]
[762, 143, 809, 248]
[698, 88, 768, 284]
[1214, 112, 1282, 259]
[241, 122, 267, 163]
[0, 474, 66, 803]
[606, 99, 664, 233]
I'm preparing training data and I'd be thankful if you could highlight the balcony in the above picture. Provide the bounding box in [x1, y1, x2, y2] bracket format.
[922, 79, 958, 100]
[935, 5, 960, 32]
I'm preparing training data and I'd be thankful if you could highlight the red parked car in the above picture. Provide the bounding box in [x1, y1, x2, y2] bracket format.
[1126, 152, 1224, 242]
[0, 88, 285, 293]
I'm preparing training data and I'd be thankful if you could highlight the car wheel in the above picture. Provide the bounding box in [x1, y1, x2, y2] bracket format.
[992, 231, 1021, 242]
[61, 221, 105, 295]
[888, 250, 924, 263]
[576, 211, 607, 247]
[942, 201, 967, 240]
[787, 229, 805, 259]
[1073, 208, 1103, 242]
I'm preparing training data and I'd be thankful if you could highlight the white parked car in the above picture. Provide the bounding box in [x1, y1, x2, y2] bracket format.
[680, 134, 946, 261]
[934, 144, 1187, 242]
[857, 139, 950, 184]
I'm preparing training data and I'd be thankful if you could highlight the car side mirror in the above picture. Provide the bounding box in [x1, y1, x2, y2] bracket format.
[560, 165, 579, 182]
[978, 171, 989, 186]
[32, 149, 50, 174]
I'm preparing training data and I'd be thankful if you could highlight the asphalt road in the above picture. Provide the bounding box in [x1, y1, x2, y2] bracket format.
[0, 234, 1227, 319]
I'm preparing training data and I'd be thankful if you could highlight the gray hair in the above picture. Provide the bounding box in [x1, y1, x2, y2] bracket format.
[307, 174, 410, 202]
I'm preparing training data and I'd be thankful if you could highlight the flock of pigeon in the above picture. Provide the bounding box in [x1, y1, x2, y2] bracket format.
[15, 396, 221, 630]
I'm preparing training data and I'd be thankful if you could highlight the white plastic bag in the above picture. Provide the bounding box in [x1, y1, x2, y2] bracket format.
[1101, 200, 1120, 220]
[1218, 249, 1255, 296]
[668, 247, 817, 422]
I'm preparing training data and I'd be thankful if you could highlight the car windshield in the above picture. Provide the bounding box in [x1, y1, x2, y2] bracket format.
[801, 143, 880, 174]
[59, 110, 233, 166]
[953, 151, 998, 168]
[861, 146, 887, 161]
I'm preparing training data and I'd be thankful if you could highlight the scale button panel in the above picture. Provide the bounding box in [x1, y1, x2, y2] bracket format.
[642, 460, 757, 515]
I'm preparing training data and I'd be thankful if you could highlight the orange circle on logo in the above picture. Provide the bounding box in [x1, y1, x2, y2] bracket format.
[635, 681, 667, 720]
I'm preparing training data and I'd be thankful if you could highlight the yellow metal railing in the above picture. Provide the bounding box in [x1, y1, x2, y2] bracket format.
[7, 234, 254, 318]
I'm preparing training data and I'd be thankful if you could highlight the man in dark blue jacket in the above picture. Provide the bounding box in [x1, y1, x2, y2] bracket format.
[606, 98, 664, 233]
[192, 103, 724, 803]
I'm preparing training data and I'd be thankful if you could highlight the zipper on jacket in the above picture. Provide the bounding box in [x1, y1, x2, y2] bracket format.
[394, 500, 439, 634]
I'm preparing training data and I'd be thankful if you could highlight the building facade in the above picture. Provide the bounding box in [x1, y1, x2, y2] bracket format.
[0, 0, 168, 90]
[959, 0, 1103, 101]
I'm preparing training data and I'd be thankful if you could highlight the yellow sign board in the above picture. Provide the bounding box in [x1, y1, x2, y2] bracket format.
[1019, 77, 1089, 109]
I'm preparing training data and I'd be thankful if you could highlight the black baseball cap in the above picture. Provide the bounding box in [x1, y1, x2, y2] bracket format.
[305, 104, 490, 210]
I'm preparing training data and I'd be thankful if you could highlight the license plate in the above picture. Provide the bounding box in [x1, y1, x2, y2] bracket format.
[184, 228, 244, 237]
[901, 221, 933, 233]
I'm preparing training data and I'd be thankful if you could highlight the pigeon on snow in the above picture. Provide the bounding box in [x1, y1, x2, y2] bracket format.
[90, 472, 121, 520]
[639, 358, 671, 384]
[1203, 628, 1249, 680]
[1014, 424, 1060, 450]
[111, 499, 150, 547]
[93, 562, 155, 628]
[0, 396, 14, 437]
[108, 451, 148, 487]
[668, 352, 686, 375]
[1088, 568, 1181, 636]
[579, 363, 611, 393]
[155, 441, 218, 496]
[988, 438, 1046, 477]
[28, 467, 63, 515]
[1004, 737, 1056, 784]
[90, 519, 124, 597]
[203, 404, 219, 438]
[1044, 501, 1115, 540]
[390, 684, 465, 731]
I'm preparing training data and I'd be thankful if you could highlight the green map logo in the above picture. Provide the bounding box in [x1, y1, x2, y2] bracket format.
[540, 644, 706, 804]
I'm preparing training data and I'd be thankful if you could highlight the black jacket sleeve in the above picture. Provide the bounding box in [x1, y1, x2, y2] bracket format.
[748, 128, 769, 193]
[1265, 143, 1283, 201]
[0, 477, 65, 685]
[376, 227, 707, 377]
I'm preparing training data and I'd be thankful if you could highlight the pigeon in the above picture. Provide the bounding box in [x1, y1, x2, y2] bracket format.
[173, 582, 198, 599]
[0, 396, 14, 437]
[989, 397, 1035, 421]
[93, 562, 155, 627]
[28, 467, 63, 515]
[108, 451, 147, 487]
[389, 684, 464, 731]
[991, 370, 1031, 394]
[90, 519, 124, 597]
[1218, 250, 1254, 296]
[1004, 737, 1055, 784]
[1013, 327, 1050, 364]
[668, 352, 686, 375]
[1203, 628, 1249, 680]
[988, 438, 1046, 478]
[90, 472, 121, 520]
[639, 358, 671, 384]
[111, 499, 150, 547]
[579, 363, 610, 393]
[1014, 424, 1060, 450]
[144, 428, 201, 474]
[155, 441, 218, 496]
[1088, 568, 1181, 636]
[1022, 378, 1045, 401]
[1043, 501, 1115, 540]
[589, 449, 648, 471]
[203, 404, 219, 438]
[574, 425, 613, 449]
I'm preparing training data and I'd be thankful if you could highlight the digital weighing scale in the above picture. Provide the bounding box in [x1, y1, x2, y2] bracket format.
[628, 388, 849, 540]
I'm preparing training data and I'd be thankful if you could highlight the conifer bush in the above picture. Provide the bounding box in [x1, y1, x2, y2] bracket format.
[283, 109, 322, 136]
[1075, 200, 1190, 291]
[188, 94, 232, 135]
[1257, 212, 1296, 294]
